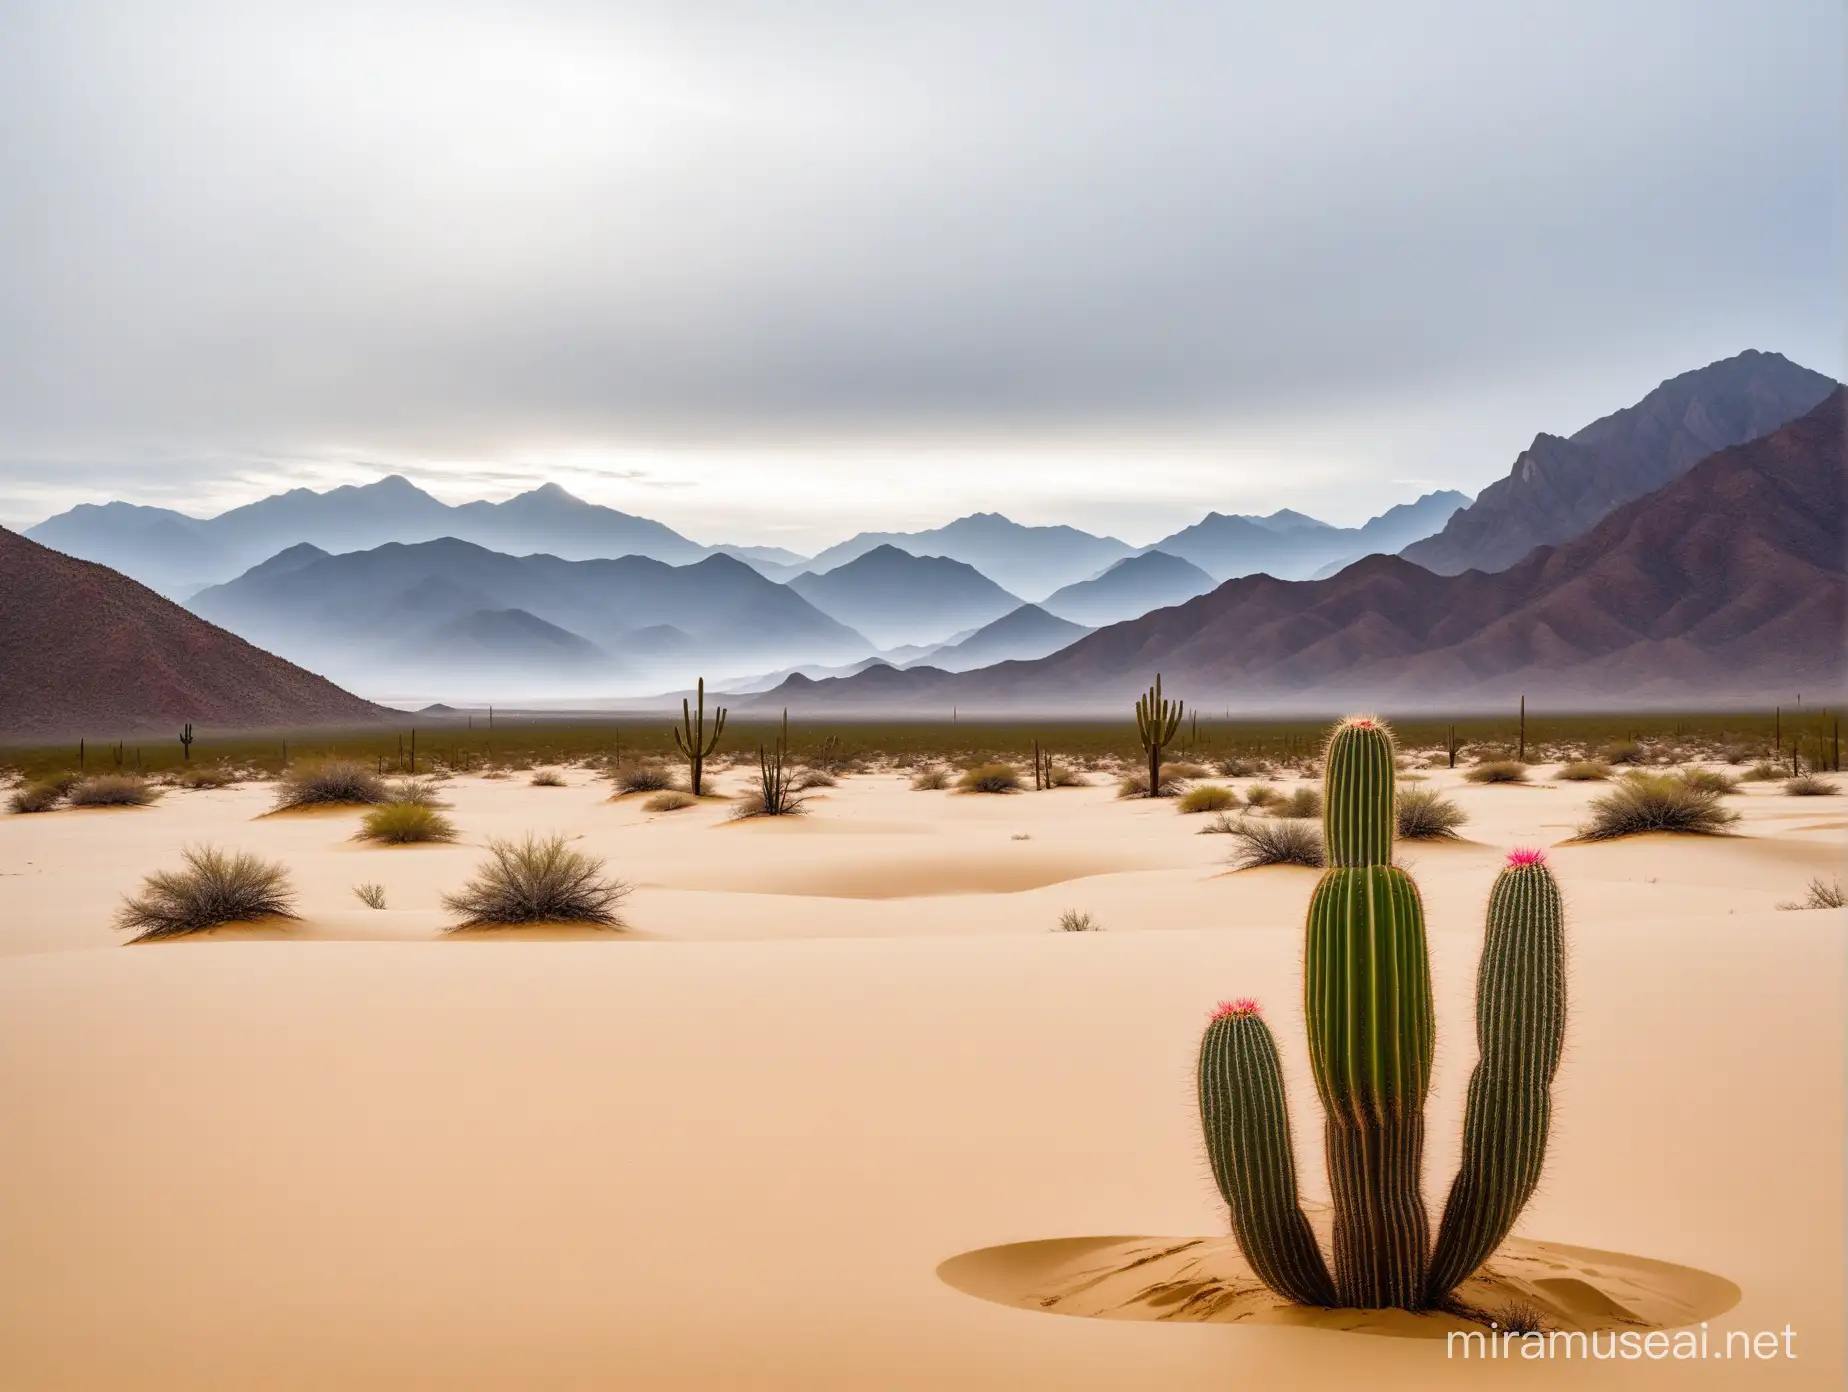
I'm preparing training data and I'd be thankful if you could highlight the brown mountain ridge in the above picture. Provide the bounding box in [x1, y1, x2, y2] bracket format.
[756, 387, 1848, 711]
[0, 526, 392, 740]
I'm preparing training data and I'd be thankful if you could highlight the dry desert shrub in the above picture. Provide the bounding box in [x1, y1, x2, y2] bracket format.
[442, 834, 629, 929]
[1576, 773, 1740, 842]
[1054, 909, 1103, 932]
[1225, 817, 1325, 869]
[910, 766, 952, 790]
[790, 768, 838, 790]
[1162, 760, 1211, 780]
[1044, 763, 1088, 787]
[645, 790, 698, 812]
[383, 777, 447, 806]
[1555, 760, 1610, 781]
[1396, 787, 1466, 840]
[177, 765, 239, 789]
[613, 762, 675, 795]
[1117, 769, 1184, 798]
[1465, 760, 1529, 784]
[274, 758, 386, 809]
[531, 769, 567, 787]
[1178, 784, 1238, 814]
[115, 845, 298, 942]
[1596, 740, 1644, 766]
[357, 801, 457, 844]
[1777, 877, 1845, 911]
[1243, 784, 1281, 810]
[1214, 757, 1265, 778]
[958, 763, 1022, 794]
[66, 774, 161, 807]
[353, 882, 388, 910]
[7, 779, 67, 813]
[1275, 786, 1324, 819]
[1784, 774, 1839, 796]
[1676, 767, 1739, 795]
[1739, 760, 1781, 782]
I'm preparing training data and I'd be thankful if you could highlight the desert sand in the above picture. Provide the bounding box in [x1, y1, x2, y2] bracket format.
[0, 761, 1841, 1389]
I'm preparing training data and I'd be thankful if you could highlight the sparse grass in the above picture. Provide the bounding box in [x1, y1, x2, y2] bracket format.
[790, 768, 838, 790]
[1676, 767, 1739, 795]
[531, 769, 567, 787]
[1117, 770, 1183, 798]
[353, 882, 388, 910]
[1576, 773, 1741, 841]
[442, 833, 629, 929]
[357, 801, 458, 844]
[1778, 877, 1845, 910]
[274, 758, 386, 809]
[1739, 760, 1781, 782]
[1054, 909, 1103, 932]
[1225, 818, 1326, 869]
[644, 790, 698, 812]
[1555, 760, 1611, 781]
[1597, 740, 1644, 766]
[176, 765, 238, 789]
[1784, 774, 1839, 796]
[115, 845, 298, 942]
[1243, 784, 1281, 810]
[1161, 761, 1211, 780]
[7, 779, 66, 813]
[1465, 761, 1529, 784]
[1045, 763, 1087, 787]
[958, 763, 1022, 794]
[613, 762, 675, 794]
[1397, 787, 1466, 840]
[1275, 786, 1323, 819]
[910, 767, 952, 790]
[382, 777, 447, 806]
[1178, 784, 1238, 814]
[66, 774, 161, 807]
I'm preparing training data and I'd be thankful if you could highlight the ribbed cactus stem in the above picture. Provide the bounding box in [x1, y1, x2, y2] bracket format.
[1323, 716, 1394, 867]
[1426, 848, 1567, 1301]
[1306, 715, 1434, 1308]
[1197, 1000, 1336, 1307]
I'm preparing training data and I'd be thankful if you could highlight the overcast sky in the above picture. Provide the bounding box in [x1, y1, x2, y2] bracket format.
[0, 0, 1839, 548]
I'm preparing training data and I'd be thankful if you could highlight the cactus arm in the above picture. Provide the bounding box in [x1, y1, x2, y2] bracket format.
[1198, 1002, 1336, 1306]
[1426, 850, 1567, 1301]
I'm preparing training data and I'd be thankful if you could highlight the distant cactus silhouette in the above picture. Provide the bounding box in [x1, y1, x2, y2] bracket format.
[179, 723, 194, 761]
[672, 678, 727, 796]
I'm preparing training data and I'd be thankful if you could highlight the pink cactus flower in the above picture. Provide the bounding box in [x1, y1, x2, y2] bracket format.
[1505, 846, 1548, 867]
[1345, 715, 1378, 728]
[1212, 997, 1263, 1020]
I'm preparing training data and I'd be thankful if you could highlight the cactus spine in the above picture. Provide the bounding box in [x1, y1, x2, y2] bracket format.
[1134, 674, 1183, 798]
[1197, 1000, 1336, 1306]
[1426, 849, 1566, 1301]
[672, 678, 727, 796]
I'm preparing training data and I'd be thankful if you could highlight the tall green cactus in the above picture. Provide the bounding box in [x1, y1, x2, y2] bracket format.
[1197, 715, 1569, 1311]
[1426, 848, 1566, 1301]
[1134, 674, 1183, 798]
[672, 678, 726, 796]
[1197, 999, 1336, 1306]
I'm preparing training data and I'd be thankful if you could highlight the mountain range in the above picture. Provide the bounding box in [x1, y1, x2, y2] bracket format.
[1154, 490, 1472, 581]
[784, 545, 1025, 648]
[0, 527, 389, 738]
[1040, 550, 1217, 626]
[747, 388, 1848, 710]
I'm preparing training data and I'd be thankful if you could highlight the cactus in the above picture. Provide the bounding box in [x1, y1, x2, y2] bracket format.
[179, 723, 194, 761]
[1134, 674, 1183, 798]
[1197, 1000, 1336, 1306]
[672, 677, 727, 796]
[1199, 715, 1569, 1311]
[756, 709, 798, 815]
[1426, 848, 1567, 1301]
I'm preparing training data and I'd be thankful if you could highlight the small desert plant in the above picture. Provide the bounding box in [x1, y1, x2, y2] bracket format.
[1576, 773, 1741, 841]
[1596, 740, 1643, 765]
[530, 769, 567, 787]
[1785, 774, 1839, 796]
[790, 768, 838, 790]
[1676, 767, 1739, 795]
[1224, 817, 1325, 869]
[353, 882, 388, 910]
[1243, 784, 1281, 810]
[177, 765, 238, 789]
[1117, 769, 1183, 798]
[357, 801, 458, 844]
[613, 762, 675, 794]
[910, 766, 952, 791]
[1396, 787, 1466, 840]
[115, 845, 298, 942]
[1134, 674, 1184, 798]
[1496, 1300, 1551, 1336]
[1215, 757, 1263, 778]
[1044, 763, 1088, 787]
[1054, 909, 1103, 932]
[442, 833, 629, 929]
[1162, 760, 1211, 781]
[1178, 784, 1237, 814]
[1739, 760, 1781, 782]
[1465, 761, 1529, 784]
[672, 677, 727, 796]
[958, 763, 1022, 794]
[644, 790, 698, 812]
[1275, 786, 1323, 819]
[1721, 744, 1757, 765]
[274, 758, 386, 809]
[66, 774, 161, 807]
[7, 779, 67, 813]
[734, 710, 811, 818]
[1555, 760, 1610, 781]
[1777, 877, 1846, 910]
[382, 777, 446, 806]
[1198, 810, 1245, 835]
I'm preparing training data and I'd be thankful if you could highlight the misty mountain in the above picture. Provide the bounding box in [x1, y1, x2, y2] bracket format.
[785, 544, 1025, 648]
[1148, 490, 1469, 581]
[1039, 550, 1217, 626]
[1402, 349, 1838, 575]
[748, 390, 1847, 711]
[0, 526, 389, 739]
[796, 513, 1135, 599]
[190, 539, 871, 696]
[907, 603, 1092, 672]
[26, 475, 708, 597]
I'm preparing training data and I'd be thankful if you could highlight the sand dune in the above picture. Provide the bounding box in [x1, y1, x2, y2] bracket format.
[0, 763, 1840, 1388]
